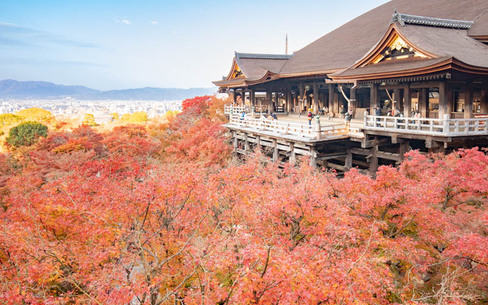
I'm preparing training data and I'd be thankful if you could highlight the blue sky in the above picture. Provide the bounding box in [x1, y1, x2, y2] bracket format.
[0, 0, 389, 90]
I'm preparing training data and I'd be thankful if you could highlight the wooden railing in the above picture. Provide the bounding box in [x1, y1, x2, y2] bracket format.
[364, 114, 488, 136]
[228, 114, 348, 140]
[224, 105, 247, 115]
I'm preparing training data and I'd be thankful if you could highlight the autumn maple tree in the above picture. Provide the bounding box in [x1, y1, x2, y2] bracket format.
[0, 96, 486, 304]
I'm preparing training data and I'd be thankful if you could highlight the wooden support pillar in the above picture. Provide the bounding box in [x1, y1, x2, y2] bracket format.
[328, 84, 335, 114]
[313, 83, 319, 113]
[258, 91, 263, 113]
[272, 139, 278, 162]
[299, 84, 304, 114]
[233, 131, 238, 151]
[310, 147, 317, 168]
[289, 142, 296, 165]
[350, 87, 357, 118]
[286, 87, 292, 113]
[420, 89, 428, 118]
[446, 83, 453, 116]
[438, 82, 448, 118]
[233, 89, 237, 104]
[345, 147, 352, 170]
[289, 142, 297, 165]
[266, 91, 272, 113]
[244, 134, 250, 152]
[404, 84, 411, 117]
[399, 142, 409, 162]
[273, 92, 279, 113]
[369, 140, 379, 174]
[332, 85, 340, 116]
[394, 88, 401, 115]
[250, 89, 255, 109]
[370, 84, 378, 115]
[464, 82, 473, 119]
[481, 89, 488, 113]
[255, 135, 261, 153]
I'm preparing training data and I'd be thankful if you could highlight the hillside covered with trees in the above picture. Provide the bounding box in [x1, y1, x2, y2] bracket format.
[0, 96, 487, 304]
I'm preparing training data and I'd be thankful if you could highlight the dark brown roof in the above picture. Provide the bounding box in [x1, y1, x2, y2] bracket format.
[332, 57, 450, 79]
[332, 21, 488, 80]
[400, 24, 488, 67]
[279, 0, 488, 76]
[212, 52, 290, 87]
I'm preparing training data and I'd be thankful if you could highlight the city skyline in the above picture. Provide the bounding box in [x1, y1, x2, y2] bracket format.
[0, 0, 389, 90]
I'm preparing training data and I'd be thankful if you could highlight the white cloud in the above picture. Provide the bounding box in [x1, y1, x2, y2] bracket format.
[114, 18, 131, 25]
[150, 21, 158, 25]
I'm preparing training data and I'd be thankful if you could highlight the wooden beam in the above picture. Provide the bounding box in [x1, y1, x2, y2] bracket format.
[316, 152, 348, 161]
[376, 151, 402, 161]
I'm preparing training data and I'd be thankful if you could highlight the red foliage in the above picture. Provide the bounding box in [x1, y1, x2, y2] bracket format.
[0, 108, 487, 304]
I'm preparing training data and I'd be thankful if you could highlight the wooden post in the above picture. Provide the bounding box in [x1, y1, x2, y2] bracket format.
[272, 139, 278, 162]
[370, 83, 378, 115]
[345, 147, 352, 169]
[404, 84, 411, 117]
[313, 82, 319, 113]
[255, 135, 261, 153]
[266, 90, 272, 113]
[310, 147, 317, 168]
[464, 82, 473, 119]
[286, 87, 292, 113]
[399, 142, 408, 162]
[273, 91, 279, 113]
[438, 82, 447, 119]
[329, 84, 335, 115]
[289, 142, 296, 165]
[481, 89, 488, 113]
[259, 91, 263, 113]
[369, 145, 378, 174]
[233, 131, 238, 151]
[446, 83, 453, 116]
[394, 88, 401, 115]
[332, 85, 340, 116]
[299, 84, 304, 114]
[244, 134, 250, 152]
[420, 89, 428, 118]
[250, 89, 255, 110]
[350, 87, 357, 118]
[233, 89, 237, 104]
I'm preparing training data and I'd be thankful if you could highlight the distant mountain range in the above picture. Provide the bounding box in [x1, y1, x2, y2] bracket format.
[0, 79, 217, 100]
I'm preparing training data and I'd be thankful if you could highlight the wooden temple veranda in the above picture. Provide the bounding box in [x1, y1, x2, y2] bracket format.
[213, 1, 488, 175]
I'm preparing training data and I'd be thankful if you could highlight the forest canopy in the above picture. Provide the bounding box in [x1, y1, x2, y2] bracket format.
[0, 96, 487, 304]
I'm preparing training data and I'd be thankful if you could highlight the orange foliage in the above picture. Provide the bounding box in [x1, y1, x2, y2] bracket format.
[0, 96, 487, 304]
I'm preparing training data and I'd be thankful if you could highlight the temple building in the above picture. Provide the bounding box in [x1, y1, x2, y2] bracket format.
[214, 0, 488, 174]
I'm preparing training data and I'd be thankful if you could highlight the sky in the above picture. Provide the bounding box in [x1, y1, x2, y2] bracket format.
[0, 0, 389, 90]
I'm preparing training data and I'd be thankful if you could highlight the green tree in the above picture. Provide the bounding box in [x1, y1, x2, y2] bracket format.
[6, 121, 48, 147]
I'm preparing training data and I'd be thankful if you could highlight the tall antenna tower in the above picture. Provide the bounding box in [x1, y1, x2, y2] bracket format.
[285, 34, 288, 55]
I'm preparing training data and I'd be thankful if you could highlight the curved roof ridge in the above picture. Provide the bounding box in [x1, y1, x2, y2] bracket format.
[392, 11, 474, 29]
[235, 52, 293, 60]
